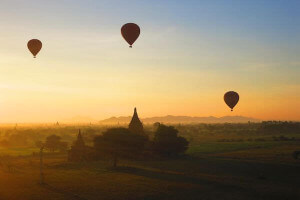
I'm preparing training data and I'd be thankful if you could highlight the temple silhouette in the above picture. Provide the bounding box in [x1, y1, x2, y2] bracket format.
[129, 107, 144, 134]
[68, 129, 87, 162]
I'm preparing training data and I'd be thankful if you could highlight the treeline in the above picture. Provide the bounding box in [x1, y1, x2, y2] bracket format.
[0, 126, 109, 147]
[259, 121, 300, 134]
[218, 136, 300, 143]
[0, 121, 299, 148]
[68, 124, 189, 167]
[175, 121, 300, 137]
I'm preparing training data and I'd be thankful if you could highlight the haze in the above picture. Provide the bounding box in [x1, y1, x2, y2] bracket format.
[0, 0, 299, 123]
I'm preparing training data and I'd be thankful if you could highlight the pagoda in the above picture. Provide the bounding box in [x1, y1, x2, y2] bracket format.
[128, 107, 144, 134]
[68, 129, 87, 162]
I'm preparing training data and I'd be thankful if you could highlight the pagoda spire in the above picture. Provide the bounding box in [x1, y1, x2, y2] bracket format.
[129, 107, 144, 134]
[68, 129, 86, 162]
[133, 107, 138, 118]
[75, 129, 85, 147]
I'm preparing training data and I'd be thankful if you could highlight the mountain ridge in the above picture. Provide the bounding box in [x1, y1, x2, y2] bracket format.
[99, 115, 260, 124]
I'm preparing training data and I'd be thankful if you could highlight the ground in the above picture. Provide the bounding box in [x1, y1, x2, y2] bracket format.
[0, 140, 299, 200]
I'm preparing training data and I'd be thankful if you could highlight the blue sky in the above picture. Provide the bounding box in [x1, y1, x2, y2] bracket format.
[0, 0, 299, 122]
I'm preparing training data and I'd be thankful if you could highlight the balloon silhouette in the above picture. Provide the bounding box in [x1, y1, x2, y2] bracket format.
[121, 23, 140, 48]
[224, 91, 239, 111]
[27, 39, 42, 58]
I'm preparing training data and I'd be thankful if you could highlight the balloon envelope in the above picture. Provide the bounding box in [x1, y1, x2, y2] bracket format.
[27, 39, 42, 58]
[121, 23, 140, 47]
[224, 91, 239, 111]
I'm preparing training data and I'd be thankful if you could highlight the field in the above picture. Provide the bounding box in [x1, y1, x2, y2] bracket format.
[0, 123, 299, 200]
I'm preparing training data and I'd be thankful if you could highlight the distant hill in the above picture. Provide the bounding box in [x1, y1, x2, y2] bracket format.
[99, 115, 260, 124]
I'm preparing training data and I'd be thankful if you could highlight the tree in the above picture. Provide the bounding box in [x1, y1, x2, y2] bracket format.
[153, 122, 161, 129]
[152, 124, 189, 157]
[94, 128, 148, 167]
[59, 141, 68, 153]
[44, 134, 68, 152]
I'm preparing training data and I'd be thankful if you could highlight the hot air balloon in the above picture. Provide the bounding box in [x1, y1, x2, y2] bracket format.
[27, 39, 42, 58]
[224, 91, 239, 111]
[121, 23, 140, 48]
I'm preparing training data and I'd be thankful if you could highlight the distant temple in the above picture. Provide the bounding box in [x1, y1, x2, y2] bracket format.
[68, 129, 87, 162]
[128, 107, 144, 134]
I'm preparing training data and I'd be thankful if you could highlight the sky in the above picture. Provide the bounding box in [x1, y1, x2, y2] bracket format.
[0, 0, 299, 122]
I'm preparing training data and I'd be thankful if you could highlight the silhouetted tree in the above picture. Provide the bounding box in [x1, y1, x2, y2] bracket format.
[152, 124, 189, 157]
[153, 122, 161, 129]
[94, 128, 148, 167]
[44, 134, 67, 152]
